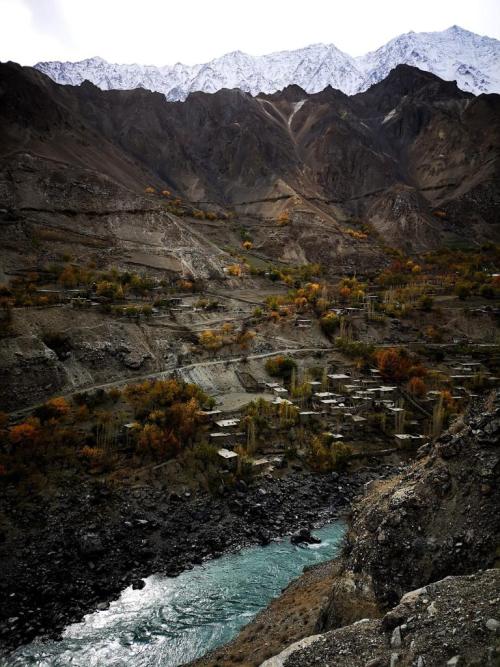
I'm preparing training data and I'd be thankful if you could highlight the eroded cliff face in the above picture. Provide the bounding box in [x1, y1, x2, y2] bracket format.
[319, 391, 500, 631]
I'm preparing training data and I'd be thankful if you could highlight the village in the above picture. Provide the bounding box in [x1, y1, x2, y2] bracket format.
[1, 242, 499, 492]
[192, 350, 496, 479]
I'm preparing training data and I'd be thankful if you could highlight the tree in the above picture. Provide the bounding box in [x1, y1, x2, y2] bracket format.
[320, 313, 340, 338]
[455, 282, 471, 300]
[237, 329, 255, 350]
[480, 284, 495, 299]
[277, 211, 290, 226]
[33, 397, 70, 424]
[338, 286, 351, 302]
[417, 295, 434, 311]
[226, 264, 242, 277]
[58, 265, 78, 289]
[408, 377, 426, 398]
[199, 329, 223, 352]
[9, 421, 40, 448]
[265, 355, 297, 382]
[96, 281, 124, 300]
[374, 348, 412, 383]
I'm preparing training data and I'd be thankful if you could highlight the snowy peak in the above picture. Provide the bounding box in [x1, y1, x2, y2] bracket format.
[356, 26, 500, 95]
[34, 26, 500, 100]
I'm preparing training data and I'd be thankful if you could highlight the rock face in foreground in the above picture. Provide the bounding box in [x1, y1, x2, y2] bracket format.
[197, 393, 500, 667]
[320, 391, 500, 631]
[282, 570, 500, 667]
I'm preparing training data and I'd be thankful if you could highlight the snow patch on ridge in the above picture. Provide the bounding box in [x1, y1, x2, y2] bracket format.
[288, 100, 306, 128]
[382, 108, 397, 124]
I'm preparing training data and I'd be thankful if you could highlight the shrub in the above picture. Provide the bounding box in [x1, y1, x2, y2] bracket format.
[455, 282, 471, 300]
[345, 228, 368, 240]
[108, 387, 122, 402]
[374, 348, 412, 383]
[199, 329, 223, 351]
[226, 264, 242, 277]
[417, 295, 434, 311]
[265, 355, 297, 381]
[33, 397, 70, 424]
[277, 211, 290, 226]
[480, 284, 495, 299]
[334, 338, 374, 361]
[80, 446, 104, 464]
[320, 313, 340, 338]
[96, 281, 124, 300]
[9, 421, 40, 447]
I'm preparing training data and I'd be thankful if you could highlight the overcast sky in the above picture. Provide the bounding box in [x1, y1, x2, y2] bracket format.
[1, 0, 499, 66]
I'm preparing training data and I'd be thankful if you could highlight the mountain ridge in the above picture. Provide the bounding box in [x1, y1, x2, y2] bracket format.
[1, 59, 499, 270]
[33, 26, 500, 100]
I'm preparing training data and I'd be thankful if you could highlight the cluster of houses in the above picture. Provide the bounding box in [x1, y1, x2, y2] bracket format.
[199, 362, 462, 474]
[198, 412, 283, 473]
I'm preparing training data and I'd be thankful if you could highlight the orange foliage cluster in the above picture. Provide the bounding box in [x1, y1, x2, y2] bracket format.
[226, 264, 243, 277]
[198, 324, 254, 352]
[345, 228, 368, 240]
[80, 446, 103, 464]
[277, 211, 290, 226]
[178, 279, 195, 291]
[9, 421, 41, 446]
[374, 348, 427, 384]
[408, 376, 427, 398]
[123, 379, 210, 459]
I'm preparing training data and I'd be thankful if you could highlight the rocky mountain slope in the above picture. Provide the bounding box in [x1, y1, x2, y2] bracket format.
[35, 26, 500, 100]
[1, 60, 499, 281]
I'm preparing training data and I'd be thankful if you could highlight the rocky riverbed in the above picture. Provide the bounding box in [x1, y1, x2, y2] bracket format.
[0, 466, 395, 657]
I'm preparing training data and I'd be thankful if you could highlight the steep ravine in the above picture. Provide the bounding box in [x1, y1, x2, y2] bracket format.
[195, 391, 500, 666]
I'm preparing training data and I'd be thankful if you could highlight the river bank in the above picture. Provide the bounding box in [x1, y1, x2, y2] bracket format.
[0, 465, 396, 657]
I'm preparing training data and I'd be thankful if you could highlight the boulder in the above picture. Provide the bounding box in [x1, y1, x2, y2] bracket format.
[290, 528, 321, 546]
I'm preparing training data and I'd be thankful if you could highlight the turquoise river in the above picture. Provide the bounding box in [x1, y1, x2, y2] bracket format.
[9, 521, 346, 667]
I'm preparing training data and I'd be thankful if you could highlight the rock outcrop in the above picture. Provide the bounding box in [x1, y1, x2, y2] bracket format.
[283, 569, 500, 667]
[320, 391, 500, 631]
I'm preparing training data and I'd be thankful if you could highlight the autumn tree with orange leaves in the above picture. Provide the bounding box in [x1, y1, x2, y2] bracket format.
[374, 348, 427, 384]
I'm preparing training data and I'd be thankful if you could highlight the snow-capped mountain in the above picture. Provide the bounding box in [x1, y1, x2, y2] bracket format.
[34, 26, 500, 100]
